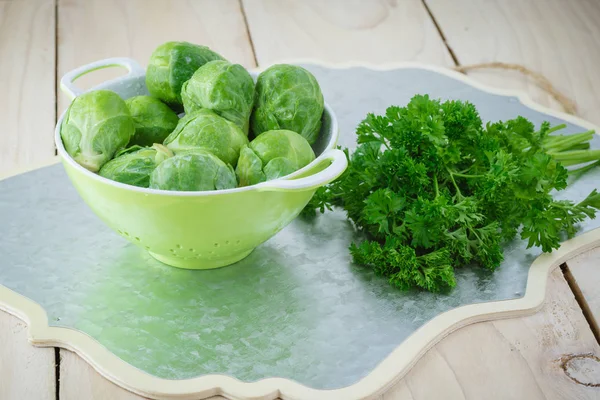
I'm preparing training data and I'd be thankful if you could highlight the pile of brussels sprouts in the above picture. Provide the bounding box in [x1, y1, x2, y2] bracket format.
[60, 41, 325, 191]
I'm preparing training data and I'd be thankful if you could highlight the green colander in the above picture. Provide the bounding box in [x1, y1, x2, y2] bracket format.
[55, 58, 347, 269]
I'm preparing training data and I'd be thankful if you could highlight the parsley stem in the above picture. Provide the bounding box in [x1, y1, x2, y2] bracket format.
[468, 226, 482, 242]
[446, 169, 485, 198]
[544, 131, 594, 153]
[378, 136, 391, 150]
[434, 174, 439, 198]
[552, 149, 600, 167]
[546, 123, 567, 135]
[458, 166, 474, 174]
[563, 143, 590, 152]
[446, 168, 463, 198]
[545, 130, 593, 142]
[569, 160, 600, 176]
[452, 172, 485, 178]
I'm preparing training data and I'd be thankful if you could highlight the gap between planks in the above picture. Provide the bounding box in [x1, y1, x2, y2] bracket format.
[54, 1, 61, 397]
[238, 0, 259, 67]
[561, 263, 600, 345]
[420, 0, 459, 66]
[53, 0, 59, 156]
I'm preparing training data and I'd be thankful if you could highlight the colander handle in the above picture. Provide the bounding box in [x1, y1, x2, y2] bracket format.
[60, 57, 146, 99]
[255, 149, 348, 192]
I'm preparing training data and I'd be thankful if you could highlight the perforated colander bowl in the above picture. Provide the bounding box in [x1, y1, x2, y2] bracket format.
[55, 58, 347, 269]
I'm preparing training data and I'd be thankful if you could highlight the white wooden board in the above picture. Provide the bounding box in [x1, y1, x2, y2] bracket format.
[427, 0, 600, 123]
[242, 0, 453, 66]
[0, 0, 56, 174]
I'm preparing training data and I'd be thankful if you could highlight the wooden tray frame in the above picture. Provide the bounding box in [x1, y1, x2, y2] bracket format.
[1, 61, 599, 400]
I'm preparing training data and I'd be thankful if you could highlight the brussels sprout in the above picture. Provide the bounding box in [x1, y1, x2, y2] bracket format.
[235, 129, 315, 186]
[60, 90, 135, 172]
[250, 64, 324, 144]
[163, 109, 248, 167]
[146, 41, 225, 107]
[181, 60, 254, 134]
[150, 149, 237, 191]
[99, 144, 173, 188]
[125, 96, 179, 146]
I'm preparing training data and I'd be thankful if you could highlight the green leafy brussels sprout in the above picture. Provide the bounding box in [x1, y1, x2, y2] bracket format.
[250, 64, 324, 144]
[146, 41, 225, 107]
[60, 90, 135, 172]
[150, 149, 237, 192]
[125, 96, 180, 146]
[98, 144, 173, 188]
[163, 109, 248, 167]
[181, 60, 254, 134]
[236, 129, 315, 186]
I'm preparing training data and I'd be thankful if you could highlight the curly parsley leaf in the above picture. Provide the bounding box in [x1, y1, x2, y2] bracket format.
[305, 94, 600, 293]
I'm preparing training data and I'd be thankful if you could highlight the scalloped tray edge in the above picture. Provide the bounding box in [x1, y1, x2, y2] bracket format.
[2, 61, 600, 400]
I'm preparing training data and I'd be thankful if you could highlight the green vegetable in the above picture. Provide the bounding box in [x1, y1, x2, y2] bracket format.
[146, 41, 225, 107]
[60, 90, 135, 172]
[125, 96, 179, 146]
[99, 144, 173, 188]
[251, 64, 324, 144]
[236, 129, 315, 186]
[181, 60, 254, 134]
[163, 109, 248, 167]
[150, 149, 237, 191]
[306, 95, 600, 292]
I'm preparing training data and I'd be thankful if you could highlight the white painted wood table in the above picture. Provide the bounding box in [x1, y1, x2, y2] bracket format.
[1, 1, 600, 398]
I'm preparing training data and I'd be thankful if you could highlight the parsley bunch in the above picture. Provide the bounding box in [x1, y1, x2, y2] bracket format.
[307, 95, 600, 292]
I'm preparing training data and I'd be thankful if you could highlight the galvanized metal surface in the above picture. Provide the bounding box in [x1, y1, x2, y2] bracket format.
[1, 65, 599, 389]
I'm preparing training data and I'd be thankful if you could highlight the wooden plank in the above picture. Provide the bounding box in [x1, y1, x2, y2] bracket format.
[57, 1, 255, 396]
[57, 0, 256, 113]
[0, 0, 56, 174]
[60, 349, 226, 399]
[564, 246, 600, 337]
[425, 0, 600, 124]
[60, 349, 148, 399]
[382, 268, 600, 399]
[0, 310, 55, 399]
[381, 380, 414, 400]
[242, 0, 453, 66]
[402, 349, 466, 400]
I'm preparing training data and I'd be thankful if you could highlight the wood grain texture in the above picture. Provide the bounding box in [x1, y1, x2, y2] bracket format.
[0, 0, 56, 174]
[382, 269, 600, 400]
[242, 0, 453, 66]
[60, 349, 226, 400]
[60, 349, 148, 400]
[426, 0, 600, 124]
[0, 311, 55, 399]
[57, 0, 255, 112]
[564, 246, 600, 336]
[561, 354, 600, 387]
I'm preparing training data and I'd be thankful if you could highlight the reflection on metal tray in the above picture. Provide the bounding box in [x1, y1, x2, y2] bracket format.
[1, 64, 600, 390]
